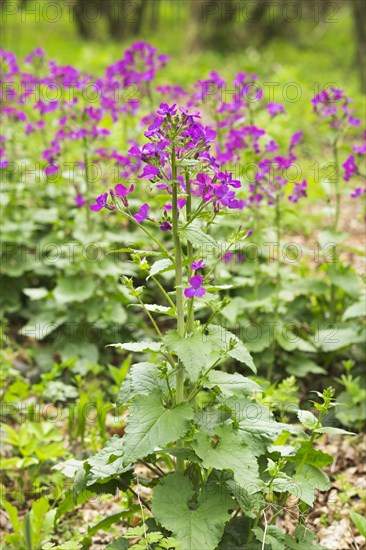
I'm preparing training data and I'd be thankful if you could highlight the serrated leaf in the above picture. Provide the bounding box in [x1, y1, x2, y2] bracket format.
[147, 258, 174, 280]
[314, 426, 355, 435]
[109, 247, 161, 256]
[123, 392, 193, 463]
[152, 472, 231, 550]
[192, 425, 261, 493]
[206, 325, 257, 372]
[109, 341, 162, 353]
[253, 525, 285, 550]
[224, 397, 298, 456]
[289, 443, 333, 468]
[180, 222, 218, 249]
[143, 304, 175, 315]
[204, 371, 261, 397]
[297, 410, 319, 430]
[77, 437, 131, 487]
[105, 538, 129, 550]
[293, 464, 330, 506]
[164, 330, 215, 381]
[116, 362, 166, 405]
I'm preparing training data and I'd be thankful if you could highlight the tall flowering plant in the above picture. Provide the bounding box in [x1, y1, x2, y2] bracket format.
[59, 104, 339, 549]
[312, 86, 365, 230]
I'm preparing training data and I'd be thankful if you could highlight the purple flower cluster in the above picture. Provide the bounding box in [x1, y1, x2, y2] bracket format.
[342, 131, 366, 196]
[312, 87, 361, 129]
[0, 43, 169, 208]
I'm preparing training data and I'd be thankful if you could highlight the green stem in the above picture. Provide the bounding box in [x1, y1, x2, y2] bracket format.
[332, 136, 341, 233]
[297, 414, 323, 476]
[247, 508, 263, 545]
[267, 192, 281, 380]
[172, 146, 185, 473]
[330, 134, 341, 321]
[185, 172, 195, 336]
[253, 202, 261, 299]
[137, 297, 163, 339]
[83, 138, 91, 229]
[151, 275, 176, 310]
[187, 356, 222, 402]
[120, 208, 174, 260]
[205, 241, 234, 281]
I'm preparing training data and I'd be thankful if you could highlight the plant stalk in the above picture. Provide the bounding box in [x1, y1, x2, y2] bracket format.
[171, 147, 185, 473]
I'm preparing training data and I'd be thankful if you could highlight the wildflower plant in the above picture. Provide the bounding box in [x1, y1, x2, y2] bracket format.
[56, 103, 350, 549]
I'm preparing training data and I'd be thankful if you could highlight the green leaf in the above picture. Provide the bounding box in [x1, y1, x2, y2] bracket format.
[204, 371, 261, 397]
[290, 443, 333, 468]
[147, 259, 174, 280]
[207, 325, 257, 372]
[53, 276, 96, 304]
[164, 330, 215, 381]
[105, 538, 129, 549]
[223, 397, 298, 452]
[293, 465, 330, 506]
[219, 517, 258, 549]
[152, 472, 230, 550]
[253, 525, 286, 550]
[286, 356, 326, 377]
[180, 222, 218, 249]
[123, 392, 194, 463]
[192, 425, 261, 493]
[275, 330, 316, 353]
[23, 287, 49, 300]
[316, 326, 365, 352]
[109, 341, 162, 353]
[343, 298, 366, 321]
[285, 524, 324, 549]
[116, 362, 165, 405]
[327, 267, 360, 298]
[297, 410, 319, 430]
[87, 513, 125, 537]
[350, 511, 366, 539]
[143, 304, 175, 315]
[314, 426, 355, 435]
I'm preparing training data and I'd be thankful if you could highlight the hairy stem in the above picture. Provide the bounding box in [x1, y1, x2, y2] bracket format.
[185, 171, 195, 336]
[172, 146, 185, 473]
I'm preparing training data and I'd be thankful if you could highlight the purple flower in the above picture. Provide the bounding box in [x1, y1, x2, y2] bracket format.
[266, 140, 279, 153]
[289, 131, 303, 152]
[190, 259, 206, 271]
[247, 230, 253, 236]
[267, 102, 285, 116]
[348, 115, 361, 127]
[45, 163, 59, 176]
[157, 102, 177, 116]
[353, 142, 366, 155]
[138, 165, 160, 179]
[288, 180, 307, 203]
[133, 203, 150, 223]
[164, 198, 187, 210]
[221, 252, 234, 263]
[351, 187, 366, 198]
[160, 221, 172, 231]
[343, 155, 358, 181]
[184, 275, 206, 299]
[73, 193, 86, 208]
[113, 183, 134, 198]
[90, 193, 108, 212]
